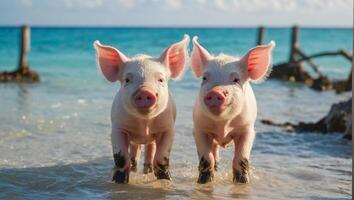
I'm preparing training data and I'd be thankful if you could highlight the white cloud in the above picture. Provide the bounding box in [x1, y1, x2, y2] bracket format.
[210, 0, 352, 11]
[186, 0, 349, 12]
[17, 0, 104, 9]
[17, 0, 351, 11]
[18, 0, 32, 7]
[115, 0, 139, 9]
[115, 0, 183, 10]
[16, 0, 352, 10]
[195, 0, 207, 4]
[214, 0, 228, 10]
[164, 0, 182, 9]
[9, 0, 352, 26]
[64, 0, 103, 9]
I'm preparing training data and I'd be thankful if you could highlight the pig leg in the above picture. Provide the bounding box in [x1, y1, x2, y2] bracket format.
[211, 142, 219, 171]
[143, 142, 156, 174]
[129, 144, 141, 172]
[193, 129, 215, 184]
[111, 128, 130, 183]
[232, 130, 255, 184]
[154, 130, 174, 180]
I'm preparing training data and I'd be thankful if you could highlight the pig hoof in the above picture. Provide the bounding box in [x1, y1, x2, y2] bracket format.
[233, 158, 250, 184]
[155, 169, 171, 180]
[112, 152, 129, 183]
[112, 168, 129, 183]
[113, 151, 126, 168]
[233, 171, 249, 183]
[197, 170, 214, 184]
[214, 161, 219, 171]
[154, 158, 172, 180]
[130, 159, 137, 172]
[198, 157, 214, 184]
[143, 163, 153, 174]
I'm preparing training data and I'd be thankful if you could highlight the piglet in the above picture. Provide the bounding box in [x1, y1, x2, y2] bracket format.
[191, 36, 275, 184]
[94, 35, 190, 183]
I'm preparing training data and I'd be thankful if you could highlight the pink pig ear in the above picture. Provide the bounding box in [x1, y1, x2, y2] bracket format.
[159, 35, 190, 80]
[94, 40, 128, 82]
[240, 41, 275, 81]
[191, 36, 211, 78]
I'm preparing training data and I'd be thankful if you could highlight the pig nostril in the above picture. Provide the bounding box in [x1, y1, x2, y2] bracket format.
[217, 97, 221, 101]
[207, 97, 212, 100]
[147, 96, 151, 100]
[137, 97, 142, 100]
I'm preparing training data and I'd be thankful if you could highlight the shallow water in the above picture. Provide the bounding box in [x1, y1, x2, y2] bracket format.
[0, 27, 352, 199]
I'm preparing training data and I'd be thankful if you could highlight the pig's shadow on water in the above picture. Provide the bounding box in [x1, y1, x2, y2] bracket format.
[0, 158, 190, 199]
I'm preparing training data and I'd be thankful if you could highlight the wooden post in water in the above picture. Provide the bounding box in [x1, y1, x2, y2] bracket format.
[257, 26, 265, 45]
[289, 25, 299, 63]
[0, 25, 39, 82]
[18, 25, 30, 71]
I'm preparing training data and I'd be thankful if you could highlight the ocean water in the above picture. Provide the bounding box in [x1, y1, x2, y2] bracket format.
[0, 27, 352, 199]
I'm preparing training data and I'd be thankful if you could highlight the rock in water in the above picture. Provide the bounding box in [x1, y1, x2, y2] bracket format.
[262, 98, 352, 140]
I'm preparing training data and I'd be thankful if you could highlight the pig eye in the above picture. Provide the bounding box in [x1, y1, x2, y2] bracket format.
[124, 78, 130, 83]
[201, 73, 209, 84]
[158, 78, 164, 83]
[233, 78, 240, 84]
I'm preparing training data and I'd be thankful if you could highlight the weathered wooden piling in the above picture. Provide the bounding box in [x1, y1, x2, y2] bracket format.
[289, 25, 299, 63]
[267, 25, 352, 93]
[256, 26, 265, 45]
[19, 26, 30, 70]
[0, 25, 39, 83]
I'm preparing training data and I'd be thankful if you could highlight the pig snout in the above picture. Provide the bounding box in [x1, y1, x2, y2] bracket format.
[133, 87, 157, 109]
[204, 89, 227, 114]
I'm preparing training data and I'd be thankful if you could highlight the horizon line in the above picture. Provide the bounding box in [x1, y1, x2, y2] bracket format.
[0, 24, 352, 29]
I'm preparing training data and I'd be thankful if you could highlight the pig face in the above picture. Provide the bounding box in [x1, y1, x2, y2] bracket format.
[191, 36, 275, 120]
[94, 35, 190, 119]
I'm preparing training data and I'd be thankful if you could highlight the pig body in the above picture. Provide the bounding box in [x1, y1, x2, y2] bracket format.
[191, 37, 275, 184]
[110, 84, 176, 182]
[94, 36, 189, 183]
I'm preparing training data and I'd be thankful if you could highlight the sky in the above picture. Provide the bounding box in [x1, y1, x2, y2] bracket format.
[0, 0, 353, 27]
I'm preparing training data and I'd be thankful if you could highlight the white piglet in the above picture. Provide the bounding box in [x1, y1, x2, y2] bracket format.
[191, 36, 275, 184]
[94, 35, 190, 183]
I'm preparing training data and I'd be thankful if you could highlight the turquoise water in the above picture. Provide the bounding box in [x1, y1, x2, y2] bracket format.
[0, 27, 352, 199]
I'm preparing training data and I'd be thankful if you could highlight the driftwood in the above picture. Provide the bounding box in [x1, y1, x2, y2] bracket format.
[0, 26, 39, 83]
[261, 98, 352, 140]
[263, 25, 352, 93]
